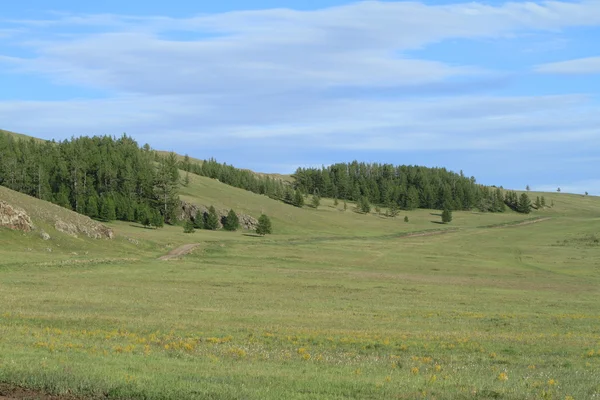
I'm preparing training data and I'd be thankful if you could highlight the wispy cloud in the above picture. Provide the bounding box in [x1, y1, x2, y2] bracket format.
[535, 56, 600, 74]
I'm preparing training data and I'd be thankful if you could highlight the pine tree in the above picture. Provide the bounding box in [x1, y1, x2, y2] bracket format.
[137, 204, 151, 227]
[183, 220, 195, 233]
[557, 187, 561, 192]
[535, 196, 542, 209]
[152, 210, 164, 228]
[293, 190, 304, 208]
[541, 196, 546, 207]
[311, 194, 321, 209]
[193, 210, 204, 229]
[86, 195, 99, 218]
[205, 206, 220, 230]
[100, 196, 116, 221]
[223, 209, 240, 231]
[333, 198, 339, 206]
[388, 201, 399, 217]
[343, 201, 348, 211]
[526, 185, 530, 191]
[359, 197, 371, 213]
[405, 187, 420, 210]
[404, 215, 409, 223]
[256, 214, 272, 236]
[183, 171, 190, 187]
[517, 193, 532, 214]
[441, 208, 453, 224]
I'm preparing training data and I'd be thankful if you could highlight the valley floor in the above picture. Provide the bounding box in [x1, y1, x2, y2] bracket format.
[1, 194, 600, 399]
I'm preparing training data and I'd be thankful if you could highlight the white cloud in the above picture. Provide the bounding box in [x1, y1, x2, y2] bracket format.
[3, 0, 600, 96]
[535, 56, 600, 74]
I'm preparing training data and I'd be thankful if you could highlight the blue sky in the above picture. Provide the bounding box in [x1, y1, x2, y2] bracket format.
[1, 1, 600, 194]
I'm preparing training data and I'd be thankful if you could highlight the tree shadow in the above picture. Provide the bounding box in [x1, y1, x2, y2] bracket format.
[242, 233, 264, 238]
[129, 224, 156, 230]
[430, 221, 446, 225]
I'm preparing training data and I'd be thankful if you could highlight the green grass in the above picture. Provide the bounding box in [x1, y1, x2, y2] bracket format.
[1, 178, 600, 399]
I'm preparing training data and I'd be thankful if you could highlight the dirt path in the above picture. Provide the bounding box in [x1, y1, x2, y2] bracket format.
[398, 229, 457, 239]
[510, 217, 552, 227]
[0, 383, 80, 400]
[158, 243, 200, 260]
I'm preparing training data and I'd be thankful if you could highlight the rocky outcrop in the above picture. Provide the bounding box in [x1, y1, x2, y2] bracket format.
[54, 218, 114, 239]
[178, 201, 258, 231]
[0, 201, 34, 232]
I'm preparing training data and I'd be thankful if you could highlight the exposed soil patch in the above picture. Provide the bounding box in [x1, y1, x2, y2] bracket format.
[0, 383, 81, 400]
[158, 243, 201, 260]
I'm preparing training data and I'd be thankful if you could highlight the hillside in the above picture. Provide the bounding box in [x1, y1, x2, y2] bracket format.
[1, 130, 600, 399]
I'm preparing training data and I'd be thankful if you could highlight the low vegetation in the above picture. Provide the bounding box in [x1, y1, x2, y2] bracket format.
[1, 130, 599, 399]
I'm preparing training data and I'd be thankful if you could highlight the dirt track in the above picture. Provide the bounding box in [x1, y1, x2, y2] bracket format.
[0, 383, 80, 400]
[510, 217, 551, 227]
[158, 243, 200, 260]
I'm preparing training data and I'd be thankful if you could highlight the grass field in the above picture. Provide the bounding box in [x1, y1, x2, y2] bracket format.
[1, 176, 599, 399]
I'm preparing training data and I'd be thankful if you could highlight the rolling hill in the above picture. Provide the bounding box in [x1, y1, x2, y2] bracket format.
[1, 130, 599, 400]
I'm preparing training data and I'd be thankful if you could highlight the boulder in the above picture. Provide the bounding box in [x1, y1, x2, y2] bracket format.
[54, 218, 114, 239]
[0, 201, 34, 232]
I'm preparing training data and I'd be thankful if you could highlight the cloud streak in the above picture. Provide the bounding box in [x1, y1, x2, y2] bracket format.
[535, 56, 600, 74]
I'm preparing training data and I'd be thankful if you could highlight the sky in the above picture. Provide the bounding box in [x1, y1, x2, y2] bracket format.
[1, 1, 599, 194]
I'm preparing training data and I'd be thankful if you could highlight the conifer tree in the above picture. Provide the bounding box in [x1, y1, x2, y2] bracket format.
[100, 196, 116, 221]
[183, 220, 195, 233]
[541, 196, 546, 207]
[193, 210, 204, 229]
[441, 208, 453, 224]
[404, 215, 409, 223]
[256, 214, 272, 236]
[334, 198, 339, 206]
[343, 201, 348, 211]
[293, 190, 304, 208]
[535, 196, 542, 209]
[388, 201, 399, 217]
[205, 206, 220, 230]
[405, 187, 420, 210]
[359, 197, 371, 213]
[311, 194, 321, 209]
[517, 193, 532, 214]
[223, 209, 240, 231]
[86, 195, 99, 218]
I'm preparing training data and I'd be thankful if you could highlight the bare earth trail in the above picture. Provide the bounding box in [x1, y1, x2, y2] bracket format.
[510, 217, 552, 227]
[0, 384, 80, 400]
[158, 243, 201, 260]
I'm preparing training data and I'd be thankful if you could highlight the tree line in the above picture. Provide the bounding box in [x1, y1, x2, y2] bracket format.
[0, 132, 180, 225]
[293, 162, 536, 214]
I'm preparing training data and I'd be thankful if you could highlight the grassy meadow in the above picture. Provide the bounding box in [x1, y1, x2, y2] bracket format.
[1, 176, 599, 399]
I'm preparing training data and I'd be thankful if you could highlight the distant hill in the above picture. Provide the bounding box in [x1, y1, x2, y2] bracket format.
[0, 128, 46, 143]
